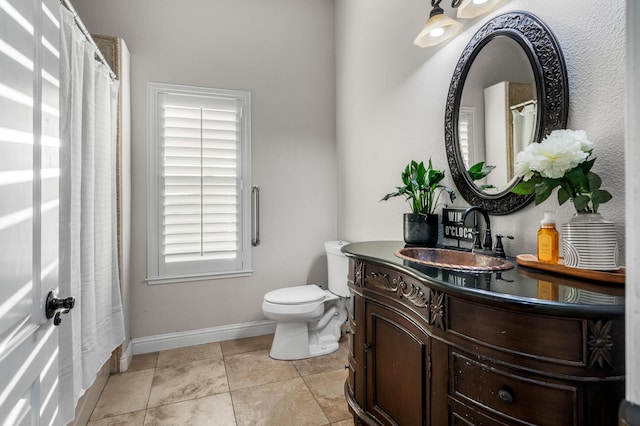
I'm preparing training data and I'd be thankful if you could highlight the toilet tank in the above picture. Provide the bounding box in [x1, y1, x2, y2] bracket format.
[325, 240, 350, 297]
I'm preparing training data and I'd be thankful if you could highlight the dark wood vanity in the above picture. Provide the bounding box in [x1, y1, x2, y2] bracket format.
[343, 241, 625, 426]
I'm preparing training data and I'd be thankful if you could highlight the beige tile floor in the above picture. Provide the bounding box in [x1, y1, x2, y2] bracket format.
[86, 334, 355, 426]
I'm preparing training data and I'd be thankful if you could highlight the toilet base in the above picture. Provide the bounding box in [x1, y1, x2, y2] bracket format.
[268, 321, 341, 360]
[268, 299, 347, 361]
[309, 340, 340, 358]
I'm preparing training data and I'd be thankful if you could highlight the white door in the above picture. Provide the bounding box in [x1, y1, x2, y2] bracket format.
[1, 0, 68, 424]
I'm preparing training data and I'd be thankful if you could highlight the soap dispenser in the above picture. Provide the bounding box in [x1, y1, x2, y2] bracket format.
[537, 211, 559, 264]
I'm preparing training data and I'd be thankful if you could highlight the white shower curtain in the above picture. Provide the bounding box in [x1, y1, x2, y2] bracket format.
[58, 6, 125, 424]
[511, 103, 537, 156]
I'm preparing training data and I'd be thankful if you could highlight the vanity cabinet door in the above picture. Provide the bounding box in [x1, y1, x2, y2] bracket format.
[364, 300, 431, 426]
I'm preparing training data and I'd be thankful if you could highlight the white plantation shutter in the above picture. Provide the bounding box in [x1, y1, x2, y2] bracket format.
[458, 107, 476, 168]
[148, 84, 251, 282]
[162, 94, 239, 262]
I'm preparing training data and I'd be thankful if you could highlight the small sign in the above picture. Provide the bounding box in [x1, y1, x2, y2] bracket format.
[442, 208, 476, 242]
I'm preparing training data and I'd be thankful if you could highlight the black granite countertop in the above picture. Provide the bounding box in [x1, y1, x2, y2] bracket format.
[342, 241, 624, 313]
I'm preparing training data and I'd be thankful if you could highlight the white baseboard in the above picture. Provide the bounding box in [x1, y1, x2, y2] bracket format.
[131, 320, 276, 355]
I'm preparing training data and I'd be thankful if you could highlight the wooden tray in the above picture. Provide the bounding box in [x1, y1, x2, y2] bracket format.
[516, 254, 625, 285]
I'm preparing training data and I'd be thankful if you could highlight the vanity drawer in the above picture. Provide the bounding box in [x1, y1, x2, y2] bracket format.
[448, 297, 584, 365]
[450, 350, 577, 425]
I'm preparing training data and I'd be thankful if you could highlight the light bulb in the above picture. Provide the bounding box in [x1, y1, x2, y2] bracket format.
[430, 27, 445, 38]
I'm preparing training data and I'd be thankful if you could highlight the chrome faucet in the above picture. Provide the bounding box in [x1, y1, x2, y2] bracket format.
[459, 206, 493, 254]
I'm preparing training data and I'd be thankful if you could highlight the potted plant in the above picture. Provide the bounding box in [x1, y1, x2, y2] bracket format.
[511, 129, 612, 213]
[511, 129, 617, 269]
[381, 159, 455, 246]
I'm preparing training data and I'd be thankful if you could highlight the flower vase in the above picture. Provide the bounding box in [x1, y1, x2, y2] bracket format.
[403, 213, 438, 247]
[561, 213, 618, 270]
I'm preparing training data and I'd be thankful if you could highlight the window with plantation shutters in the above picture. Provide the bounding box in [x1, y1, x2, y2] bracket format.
[147, 83, 251, 283]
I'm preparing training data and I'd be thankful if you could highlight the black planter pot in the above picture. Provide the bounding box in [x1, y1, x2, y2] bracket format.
[403, 213, 438, 247]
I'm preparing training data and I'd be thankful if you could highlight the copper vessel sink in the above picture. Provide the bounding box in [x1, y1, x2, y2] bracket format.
[395, 247, 514, 272]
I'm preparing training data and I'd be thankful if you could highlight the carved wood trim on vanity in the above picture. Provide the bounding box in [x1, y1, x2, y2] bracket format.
[354, 260, 364, 288]
[365, 269, 445, 331]
[429, 290, 445, 330]
[587, 319, 615, 369]
[366, 271, 428, 308]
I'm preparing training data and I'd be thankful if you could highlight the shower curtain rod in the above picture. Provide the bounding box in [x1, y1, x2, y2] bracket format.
[509, 99, 537, 110]
[59, 0, 116, 79]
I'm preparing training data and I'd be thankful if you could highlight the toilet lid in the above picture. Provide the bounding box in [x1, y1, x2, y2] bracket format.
[264, 285, 326, 305]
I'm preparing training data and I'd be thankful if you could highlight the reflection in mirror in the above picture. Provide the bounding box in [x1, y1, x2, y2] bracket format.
[459, 36, 536, 192]
[445, 11, 568, 215]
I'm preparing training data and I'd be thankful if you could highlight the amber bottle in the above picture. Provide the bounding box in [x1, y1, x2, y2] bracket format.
[537, 211, 559, 264]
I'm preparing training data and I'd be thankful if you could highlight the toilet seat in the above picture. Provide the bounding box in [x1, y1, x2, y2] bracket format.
[264, 284, 326, 305]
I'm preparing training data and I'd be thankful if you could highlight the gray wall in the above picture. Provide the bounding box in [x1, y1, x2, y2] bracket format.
[74, 0, 628, 346]
[73, 0, 338, 338]
[336, 0, 626, 259]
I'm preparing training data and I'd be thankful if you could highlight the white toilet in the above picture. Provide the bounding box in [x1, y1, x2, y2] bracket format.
[262, 240, 350, 360]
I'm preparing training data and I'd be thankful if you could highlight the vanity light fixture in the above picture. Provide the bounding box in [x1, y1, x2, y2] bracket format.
[456, 0, 509, 19]
[413, 0, 509, 48]
[413, 0, 463, 48]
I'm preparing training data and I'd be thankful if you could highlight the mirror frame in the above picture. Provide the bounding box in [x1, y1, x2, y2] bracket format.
[445, 11, 568, 215]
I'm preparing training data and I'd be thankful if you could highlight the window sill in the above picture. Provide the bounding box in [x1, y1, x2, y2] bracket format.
[146, 269, 254, 285]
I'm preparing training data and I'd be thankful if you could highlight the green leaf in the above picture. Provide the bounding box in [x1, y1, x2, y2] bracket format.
[467, 162, 496, 181]
[467, 161, 483, 174]
[401, 164, 411, 186]
[444, 187, 456, 203]
[511, 177, 540, 195]
[587, 172, 602, 191]
[427, 169, 445, 186]
[580, 157, 596, 174]
[416, 161, 426, 183]
[476, 184, 497, 191]
[591, 188, 612, 213]
[592, 189, 612, 204]
[565, 167, 589, 192]
[534, 180, 558, 205]
[380, 192, 399, 201]
[557, 187, 571, 205]
[573, 195, 590, 212]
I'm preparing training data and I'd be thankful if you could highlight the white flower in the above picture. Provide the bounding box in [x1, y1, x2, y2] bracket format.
[544, 129, 593, 153]
[511, 129, 610, 213]
[514, 129, 592, 180]
[514, 148, 538, 180]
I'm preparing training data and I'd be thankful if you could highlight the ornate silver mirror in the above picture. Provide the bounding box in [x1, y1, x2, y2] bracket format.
[445, 11, 568, 214]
